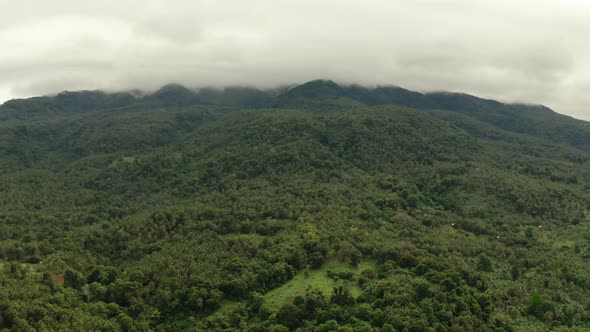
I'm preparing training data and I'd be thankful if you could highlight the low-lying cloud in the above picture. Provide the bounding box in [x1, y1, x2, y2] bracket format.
[1, 0, 590, 118]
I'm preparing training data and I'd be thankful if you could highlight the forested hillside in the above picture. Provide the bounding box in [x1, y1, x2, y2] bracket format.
[2, 81, 590, 331]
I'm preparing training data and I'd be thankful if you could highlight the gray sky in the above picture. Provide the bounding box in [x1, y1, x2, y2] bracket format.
[1, 0, 590, 119]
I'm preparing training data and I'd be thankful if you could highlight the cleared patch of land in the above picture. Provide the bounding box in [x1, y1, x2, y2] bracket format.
[264, 260, 377, 307]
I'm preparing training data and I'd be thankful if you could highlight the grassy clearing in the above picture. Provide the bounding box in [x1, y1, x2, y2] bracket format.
[264, 260, 377, 308]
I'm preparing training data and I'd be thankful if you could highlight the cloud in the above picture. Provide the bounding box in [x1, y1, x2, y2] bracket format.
[1, 0, 589, 119]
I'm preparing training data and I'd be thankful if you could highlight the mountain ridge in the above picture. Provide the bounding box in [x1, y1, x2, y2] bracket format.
[0, 79, 555, 115]
[2, 79, 589, 151]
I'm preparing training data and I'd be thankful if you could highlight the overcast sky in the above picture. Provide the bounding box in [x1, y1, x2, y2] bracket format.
[1, 0, 590, 118]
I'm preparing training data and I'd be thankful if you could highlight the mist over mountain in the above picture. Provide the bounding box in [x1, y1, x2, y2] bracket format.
[3, 79, 589, 149]
[3, 1, 590, 120]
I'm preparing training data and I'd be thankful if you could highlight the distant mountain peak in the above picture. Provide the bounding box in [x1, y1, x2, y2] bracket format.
[303, 79, 340, 86]
[284, 79, 343, 97]
[153, 83, 193, 95]
[150, 83, 199, 106]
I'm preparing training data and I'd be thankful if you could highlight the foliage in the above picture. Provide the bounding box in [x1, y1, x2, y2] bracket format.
[1, 80, 590, 330]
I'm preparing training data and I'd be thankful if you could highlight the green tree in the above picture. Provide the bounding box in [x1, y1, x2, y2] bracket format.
[64, 268, 86, 290]
[477, 255, 493, 272]
[276, 303, 303, 330]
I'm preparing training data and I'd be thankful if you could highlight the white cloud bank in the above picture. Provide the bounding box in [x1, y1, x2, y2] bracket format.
[1, 0, 590, 118]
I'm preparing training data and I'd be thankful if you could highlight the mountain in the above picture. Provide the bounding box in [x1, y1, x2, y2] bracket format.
[8, 79, 586, 150]
[275, 80, 590, 150]
[1, 80, 590, 331]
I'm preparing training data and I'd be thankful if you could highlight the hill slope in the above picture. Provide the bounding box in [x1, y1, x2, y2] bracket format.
[1, 81, 590, 331]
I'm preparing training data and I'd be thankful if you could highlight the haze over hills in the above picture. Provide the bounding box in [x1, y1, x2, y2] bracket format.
[3, 79, 590, 150]
[2, 80, 590, 331]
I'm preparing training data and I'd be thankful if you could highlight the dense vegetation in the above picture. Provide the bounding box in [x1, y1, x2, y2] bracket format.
[2, 80, 590, 331]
